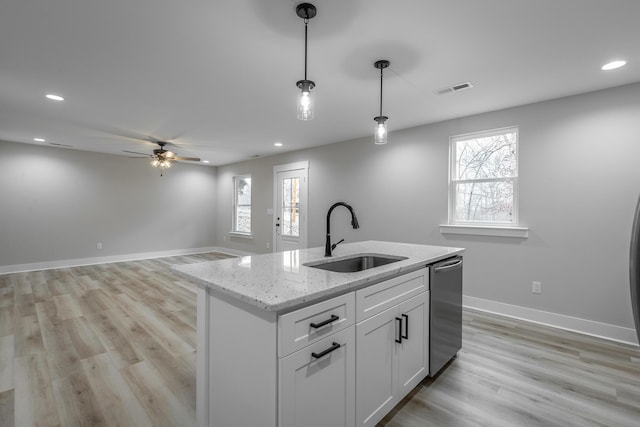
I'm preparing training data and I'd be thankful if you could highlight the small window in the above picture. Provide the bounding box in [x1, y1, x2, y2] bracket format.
[233, 175, 251, 234]
[449, 127, 518, 225]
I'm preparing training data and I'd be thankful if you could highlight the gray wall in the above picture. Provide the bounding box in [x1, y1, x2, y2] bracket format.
[0, 141, 217, 266]
[216, 82, 640, 331]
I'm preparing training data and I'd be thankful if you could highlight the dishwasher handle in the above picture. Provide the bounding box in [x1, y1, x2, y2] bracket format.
[433, 258, 462, 272]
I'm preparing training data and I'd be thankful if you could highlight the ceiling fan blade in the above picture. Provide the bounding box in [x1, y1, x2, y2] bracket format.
[123, 150, 151, 156]
[174, 156, 201, 162]
[127, 156, 150, 159]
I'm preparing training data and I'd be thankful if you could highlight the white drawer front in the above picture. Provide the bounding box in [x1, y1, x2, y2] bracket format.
[278, 292, 355, 357]
[355, 268, 428, 323]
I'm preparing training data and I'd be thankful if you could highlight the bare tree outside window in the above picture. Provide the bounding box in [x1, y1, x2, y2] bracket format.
[450, 127, 518, 224]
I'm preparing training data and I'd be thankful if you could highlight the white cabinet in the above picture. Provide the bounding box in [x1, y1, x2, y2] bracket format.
[197, 268, 429, 427]
[278, 293, 356, 427]
[355, 269, 429, 427]
[355, 303, 397, 425]
[396, 293, 429, 395]
[279, 326, 355, 427]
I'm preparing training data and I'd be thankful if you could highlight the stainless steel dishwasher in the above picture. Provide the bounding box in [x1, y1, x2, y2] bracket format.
[429, 256, 463, 376]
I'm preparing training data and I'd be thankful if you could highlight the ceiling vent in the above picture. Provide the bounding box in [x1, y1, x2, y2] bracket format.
[49, 142, 73, 148]
[436, 81, 474, 95]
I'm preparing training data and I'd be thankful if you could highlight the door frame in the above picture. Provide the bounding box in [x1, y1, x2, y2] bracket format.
[273, 161, 309, 253]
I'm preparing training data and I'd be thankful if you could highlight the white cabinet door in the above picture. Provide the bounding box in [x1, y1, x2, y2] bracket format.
[279, 326, 355, 427]
[396, 292, 429, 395]
[355, 307, 398, 427]
[356, 291, 430, 427]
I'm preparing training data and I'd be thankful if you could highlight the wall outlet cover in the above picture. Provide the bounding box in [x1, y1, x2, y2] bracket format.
[532, 281, 542, 294]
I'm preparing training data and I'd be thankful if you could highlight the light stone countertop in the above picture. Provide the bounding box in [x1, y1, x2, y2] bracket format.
[171, 240, 464, 312]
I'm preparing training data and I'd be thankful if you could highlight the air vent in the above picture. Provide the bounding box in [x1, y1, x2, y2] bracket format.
[436, 81, 474, 95]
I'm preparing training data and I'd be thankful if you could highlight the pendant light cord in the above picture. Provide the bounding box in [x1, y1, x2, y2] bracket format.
[379, 67, 384, 116]
[304, 18, 309, 80]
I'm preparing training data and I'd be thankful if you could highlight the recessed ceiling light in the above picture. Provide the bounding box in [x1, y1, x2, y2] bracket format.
[601, 60, 627, 71]
[45, 94, 65, 101]
[33, 138, 46, 142]
[274, 142, 283, 147]
[202, 160, 210, 164]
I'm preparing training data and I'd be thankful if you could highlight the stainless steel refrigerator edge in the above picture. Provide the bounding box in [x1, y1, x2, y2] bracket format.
[429, 256, 463, 376]
[630, 196, 640, 344]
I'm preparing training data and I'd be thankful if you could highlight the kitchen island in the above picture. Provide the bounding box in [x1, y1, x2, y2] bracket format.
[172, 241, 464, 427]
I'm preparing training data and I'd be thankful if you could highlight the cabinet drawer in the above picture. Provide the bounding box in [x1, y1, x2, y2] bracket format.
[278, 292, 355, 357]
[355, 268, 428, 323]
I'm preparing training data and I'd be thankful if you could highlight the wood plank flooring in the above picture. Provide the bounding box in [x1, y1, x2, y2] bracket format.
[0, 253, 233, 427]
[379, 310, 640, 427]
[1, 254, 640, 426]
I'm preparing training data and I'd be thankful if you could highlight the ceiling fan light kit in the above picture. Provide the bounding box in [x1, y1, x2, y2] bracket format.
[123, 140, 200, 176]
[296, 3, 317, 121]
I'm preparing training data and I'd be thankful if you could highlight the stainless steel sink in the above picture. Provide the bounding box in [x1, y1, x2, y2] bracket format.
[304, 254, 408, 273]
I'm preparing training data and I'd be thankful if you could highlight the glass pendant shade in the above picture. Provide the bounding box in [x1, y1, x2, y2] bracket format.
[374, 116, 388, 145]
[297, 80, 315, 120]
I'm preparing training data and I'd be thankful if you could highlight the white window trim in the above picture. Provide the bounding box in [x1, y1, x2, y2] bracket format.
[228, 231, 253, 239]
[440, 224, 528, 238]
[232, 174, 252, 236]
[447, 126, 525, 233]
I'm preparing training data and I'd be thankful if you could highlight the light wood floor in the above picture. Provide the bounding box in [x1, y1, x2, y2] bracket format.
[1, 254, 640, 427]
[0, 253, 233, 427]
[379, 310, 640, 427]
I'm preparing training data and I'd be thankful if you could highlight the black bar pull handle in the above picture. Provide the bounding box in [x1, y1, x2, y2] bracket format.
[401, 314, 409, 339]
[310, 314, 339, 329]
[312, 342, 341, 359]
[395, 317, 403, 343]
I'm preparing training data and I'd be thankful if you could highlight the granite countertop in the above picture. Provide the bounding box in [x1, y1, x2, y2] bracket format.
[171, 240, 464, 312]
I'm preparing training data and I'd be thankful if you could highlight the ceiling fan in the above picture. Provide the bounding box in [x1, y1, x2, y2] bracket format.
[124, 141, 201, 176]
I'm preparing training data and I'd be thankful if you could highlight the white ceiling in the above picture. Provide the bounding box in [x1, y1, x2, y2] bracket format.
[1, 0, 638, 166]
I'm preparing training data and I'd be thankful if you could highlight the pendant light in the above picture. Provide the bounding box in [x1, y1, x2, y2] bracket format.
[296, 3, 317, 120]
[373, 60, 390, 144]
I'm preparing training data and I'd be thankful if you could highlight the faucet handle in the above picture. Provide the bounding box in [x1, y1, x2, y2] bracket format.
[331, 238, 345, 251]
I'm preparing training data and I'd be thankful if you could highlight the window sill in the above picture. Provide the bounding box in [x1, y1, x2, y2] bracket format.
[229, 232, 253, 240]
[440, 224, 529, 239]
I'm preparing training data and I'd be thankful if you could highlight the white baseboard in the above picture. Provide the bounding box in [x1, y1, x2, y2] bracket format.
[0, 246, 244, 275]
[211, 246, 256, 257]
[464, 295, 639, 347]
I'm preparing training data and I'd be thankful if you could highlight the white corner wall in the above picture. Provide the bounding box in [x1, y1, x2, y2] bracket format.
[215, 82, 640, 344]
[0, 141, 217, 271]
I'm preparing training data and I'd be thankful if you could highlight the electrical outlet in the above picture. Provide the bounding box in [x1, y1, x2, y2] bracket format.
[266, 242, 270, 249]
[97, 242, 103, 250]
[532, 281, 542, 294]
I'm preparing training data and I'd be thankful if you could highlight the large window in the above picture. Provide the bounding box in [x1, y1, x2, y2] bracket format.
[233, 175, 251, 234]
[449, 127, 518, 225]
